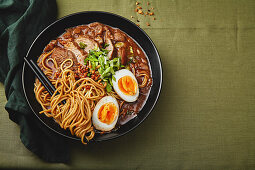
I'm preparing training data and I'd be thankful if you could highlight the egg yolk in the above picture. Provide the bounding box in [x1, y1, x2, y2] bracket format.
[98, 102, 117, 124]
[118, 76, 137, 96]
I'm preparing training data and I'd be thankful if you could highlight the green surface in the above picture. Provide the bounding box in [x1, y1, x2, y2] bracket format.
[1, 0, 255, 169]
[0, 0, 70, 163]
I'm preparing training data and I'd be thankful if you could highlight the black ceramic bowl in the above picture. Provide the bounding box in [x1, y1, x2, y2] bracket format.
[22, 11, 162, 142]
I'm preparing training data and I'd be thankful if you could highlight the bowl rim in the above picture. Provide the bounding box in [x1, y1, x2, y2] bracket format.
[22, 11, 163, 142]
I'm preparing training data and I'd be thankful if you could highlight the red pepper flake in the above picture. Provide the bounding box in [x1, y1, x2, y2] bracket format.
[138, 10, 143, 14]
[136, 24, 140, 27]
[134, 1, 156, 25]
[149, 12, 154, 16]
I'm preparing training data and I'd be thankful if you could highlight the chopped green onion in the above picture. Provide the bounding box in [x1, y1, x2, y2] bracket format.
[84, 55, 98, 63]
[109, 77, 113, 86]
[98, 67, 103, 74]
[129, 46, 133, 54]
[112, 58, 118, 62]
[115, 42, 124, 48]
[91, 61, 96, 70]
[117, 58, 120, 69]
[125, 65, 130, 70]
[126, 110, 134, 115]
[87, 73, 91, 77]
[104, 43, 109, 48]
[110, 67, 115, 75]
[79, 42, 87, 49]
[98, 56, 105, 68]
[105, 72, 111, 77]
[112, 75, 116, 82]
[101, 48, 109, 54]
[101, 67, 111, 78]
[106, 83, 112, 92]
[110, 60, 114, 68]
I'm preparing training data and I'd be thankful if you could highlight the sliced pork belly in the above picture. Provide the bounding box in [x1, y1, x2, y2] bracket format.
[62, 39, 86, 66]
[105, 38, 114, 59]
[50, 47, 78, 70]
[74, 36, 99, 54]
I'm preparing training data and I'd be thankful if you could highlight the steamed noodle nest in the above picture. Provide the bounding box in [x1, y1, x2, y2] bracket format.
[34, 53, 105, 144]
[34, 50, 150, 144]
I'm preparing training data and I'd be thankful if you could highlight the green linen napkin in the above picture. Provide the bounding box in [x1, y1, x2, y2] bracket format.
[0, 0, 69, 163]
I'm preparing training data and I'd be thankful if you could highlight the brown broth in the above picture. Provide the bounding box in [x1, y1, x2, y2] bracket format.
[40, 22, 152, 126]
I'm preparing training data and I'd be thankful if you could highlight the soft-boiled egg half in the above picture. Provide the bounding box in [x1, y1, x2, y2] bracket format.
[112, 69, 139, 102]
[92, 96, 119, 131]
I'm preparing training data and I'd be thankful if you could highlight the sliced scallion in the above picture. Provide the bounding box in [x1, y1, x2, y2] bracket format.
[79, 42, 87, 49]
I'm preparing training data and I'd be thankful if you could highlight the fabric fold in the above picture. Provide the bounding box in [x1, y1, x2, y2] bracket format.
[0, 0, 70, 163]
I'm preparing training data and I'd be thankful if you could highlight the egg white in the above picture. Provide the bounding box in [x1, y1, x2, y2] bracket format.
[112, 69, 139, 102]
[92, 96, 119, 131]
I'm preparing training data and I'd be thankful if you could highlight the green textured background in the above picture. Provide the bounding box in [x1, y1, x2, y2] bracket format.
[1, 0, 255, 169]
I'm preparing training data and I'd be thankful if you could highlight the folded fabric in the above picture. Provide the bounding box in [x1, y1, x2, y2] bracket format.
[0, 0, 70, 163]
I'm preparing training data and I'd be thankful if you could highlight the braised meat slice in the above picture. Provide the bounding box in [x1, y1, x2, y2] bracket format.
[117, 47, 127, 65]
[44, 40, 57, 52]
[95, 36, 104, 46]
[61, 39, 86, 66]
[50, 47, 78, 70]
[89, 22, 103, 35]
[103, 26, 114, 39]
[75, 36, 99, 54]
[114, 32, 126, 42]
[103, 27, 115, 59]
[105, 38, 114, 59]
